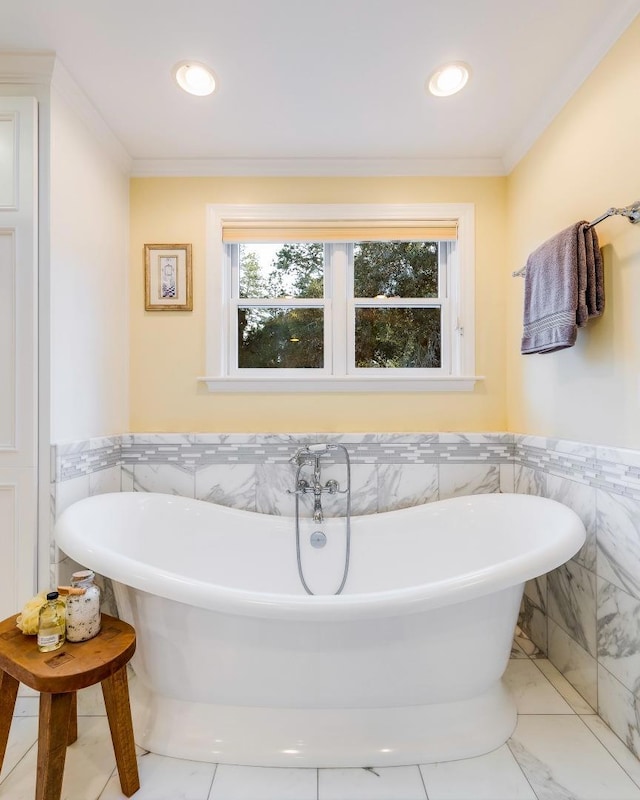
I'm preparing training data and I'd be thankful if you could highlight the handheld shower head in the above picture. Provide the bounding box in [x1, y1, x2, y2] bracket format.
[289, 443, 339, 464]
[306, 443, 334, 453]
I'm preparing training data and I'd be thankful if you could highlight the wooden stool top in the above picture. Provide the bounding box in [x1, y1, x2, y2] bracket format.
[0, 613, 135, 694]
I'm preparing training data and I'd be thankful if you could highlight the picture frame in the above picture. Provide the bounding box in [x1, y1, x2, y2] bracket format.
[144, 243, 193, 311]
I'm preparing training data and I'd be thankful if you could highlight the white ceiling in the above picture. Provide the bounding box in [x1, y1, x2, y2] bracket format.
[1, 0, 639, 176]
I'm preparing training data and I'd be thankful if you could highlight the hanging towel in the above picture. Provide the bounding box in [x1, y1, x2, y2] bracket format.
[521, 222, 604, 355]
[577, 224, 605, 326]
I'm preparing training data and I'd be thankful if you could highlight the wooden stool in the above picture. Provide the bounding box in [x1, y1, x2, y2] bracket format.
[0, 613, 139, 800]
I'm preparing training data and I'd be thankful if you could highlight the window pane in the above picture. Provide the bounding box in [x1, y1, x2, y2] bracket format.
[355, 307, 441, 368]
[239, 243, 324, 299]
[238, 307, 324, 368]
[353, 241, 439, 298]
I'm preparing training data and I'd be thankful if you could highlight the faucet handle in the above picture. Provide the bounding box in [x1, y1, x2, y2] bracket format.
[287, 479, 310, 495]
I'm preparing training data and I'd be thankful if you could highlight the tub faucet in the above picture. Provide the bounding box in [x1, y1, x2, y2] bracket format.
[289, 444, 341, 523]
[312, 493, 323, 523]
[312, 455, 323, 522]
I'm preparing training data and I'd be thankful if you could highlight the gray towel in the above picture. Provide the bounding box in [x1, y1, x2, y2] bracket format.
[581, 225, 604, 323]
[521, 222, 604, 355]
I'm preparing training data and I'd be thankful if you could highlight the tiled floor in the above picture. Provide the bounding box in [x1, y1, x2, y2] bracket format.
[3, 639, 640, 799]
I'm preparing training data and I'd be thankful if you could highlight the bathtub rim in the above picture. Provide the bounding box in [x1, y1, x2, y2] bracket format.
[54, 491, 585, 622]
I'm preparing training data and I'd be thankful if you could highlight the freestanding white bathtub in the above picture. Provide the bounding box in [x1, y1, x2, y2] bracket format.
[54, 491, 585, 768]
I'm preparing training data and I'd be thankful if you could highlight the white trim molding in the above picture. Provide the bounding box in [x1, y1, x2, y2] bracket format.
[51, 60, 132, 174]
[197, 376, 483, 393]
[132, 156, 506, 178]
[0, 52, 131, 175]
[202, 202, 479, 393]
[0, 51, 56, 85]
[503, 0, 640, 172]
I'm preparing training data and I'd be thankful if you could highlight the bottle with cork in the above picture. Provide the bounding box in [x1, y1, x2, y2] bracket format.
[58, 569, 101, 642]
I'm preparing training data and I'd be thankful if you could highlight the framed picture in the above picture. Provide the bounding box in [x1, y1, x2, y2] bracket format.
[144, 243, 193, 311]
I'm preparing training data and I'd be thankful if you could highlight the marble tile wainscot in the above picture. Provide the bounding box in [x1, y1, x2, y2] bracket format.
[50, 436, 123, 599]
[52, 431, 515, 523]
[514, 435, 640, 759]
[49, 431, 640, 761]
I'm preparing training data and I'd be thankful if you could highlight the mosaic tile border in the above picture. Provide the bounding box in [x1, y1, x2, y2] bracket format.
[514, 435, 640, 501]
[52, 432, 640, 500]
[53, 433, 515, 479]
[54, 437, 122, 483]
[121, 436, 515, 468]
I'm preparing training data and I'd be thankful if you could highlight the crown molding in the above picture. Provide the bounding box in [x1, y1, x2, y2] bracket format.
[0, 51, 132, 174]
[503, 0, 640, 172]
[51, 59, 132, 175]
[0, 51, 56, 84]
[131, 156, 506, 178]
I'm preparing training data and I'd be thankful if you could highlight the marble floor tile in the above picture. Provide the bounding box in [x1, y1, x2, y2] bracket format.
[419, 744, 536, 800]
[534, 658, 596, 715]
[100, 752, 216, 800]
[11, 696, 39, 717]
[8, 648, 640, 800]
[508, 715, 640, 799]
[0, 716, 116, 800]
[503, 659, 574, 714]
[581, 714, 640, 790]
[16, 684, 37, 697]
[76, 681, 107, 716]
[0, 717, 38, 783]
[210, 764, 317, 800]
[318, 765, 426, 800]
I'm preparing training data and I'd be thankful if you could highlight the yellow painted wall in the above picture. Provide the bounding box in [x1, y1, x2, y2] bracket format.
[130, 177, 507, 432]
[506, 15, 640, 447]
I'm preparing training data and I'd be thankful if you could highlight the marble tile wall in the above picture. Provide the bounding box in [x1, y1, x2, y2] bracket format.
[52, 431, 513, 522]
[49, 431, 640, 760]
[513, 434, 640, 759]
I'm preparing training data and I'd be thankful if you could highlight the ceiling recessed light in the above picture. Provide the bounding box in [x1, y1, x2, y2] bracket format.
[174, 61, 216, 96]
[427, 62, 470, 97]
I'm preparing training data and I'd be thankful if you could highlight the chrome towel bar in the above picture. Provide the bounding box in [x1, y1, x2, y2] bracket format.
[512, 200, 640, 277]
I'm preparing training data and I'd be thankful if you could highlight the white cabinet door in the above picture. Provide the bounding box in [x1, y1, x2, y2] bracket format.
[0, 97, 38, 619]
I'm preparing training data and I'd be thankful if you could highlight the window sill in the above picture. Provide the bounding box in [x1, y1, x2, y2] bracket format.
[197, 376, 484, 393]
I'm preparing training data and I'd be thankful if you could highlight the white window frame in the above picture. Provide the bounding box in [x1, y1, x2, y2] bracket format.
[200, 203, 481, 392]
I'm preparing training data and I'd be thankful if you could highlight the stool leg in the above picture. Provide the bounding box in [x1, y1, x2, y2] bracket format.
[0, 669, 19, 772]
[101, 667, 140, 797]
[67, 692, 78, 746]
[36, 692, 73, 800]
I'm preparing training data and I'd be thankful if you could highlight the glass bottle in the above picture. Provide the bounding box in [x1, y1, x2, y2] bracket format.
[37, 591, 66, 652]
[65, 569, 101, 642]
